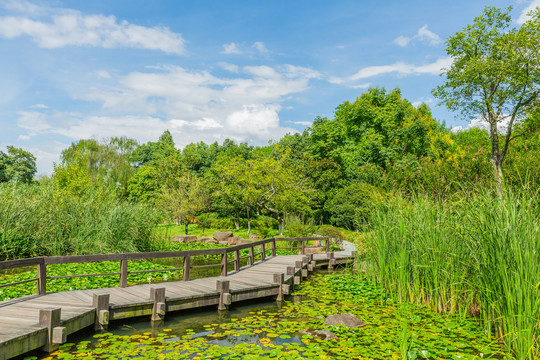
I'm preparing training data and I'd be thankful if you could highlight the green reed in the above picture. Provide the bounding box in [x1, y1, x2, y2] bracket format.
[367, 188, 539, 359]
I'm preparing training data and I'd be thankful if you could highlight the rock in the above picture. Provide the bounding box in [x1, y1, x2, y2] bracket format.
[172, 235, 198, 243]
[219, 240, 229, 245]
[323, 313, 366, 328]
[315, 330, 337, 340]
[199, 237, 217, 244]
[236, 238, 251, 245]
[298, 329, 337, 341]
[248, 234, 260, 241]
[213, 231, 233, 242]
[227, 236, 240, 245]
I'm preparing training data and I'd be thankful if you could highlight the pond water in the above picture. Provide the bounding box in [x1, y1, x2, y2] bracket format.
[23, 272, 510, 360]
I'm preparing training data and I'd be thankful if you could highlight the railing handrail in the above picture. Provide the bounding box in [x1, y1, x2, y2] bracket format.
[0, 236, 331, 296]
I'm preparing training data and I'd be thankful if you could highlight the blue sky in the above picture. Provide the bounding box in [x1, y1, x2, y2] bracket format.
[0, 0, 538, 174]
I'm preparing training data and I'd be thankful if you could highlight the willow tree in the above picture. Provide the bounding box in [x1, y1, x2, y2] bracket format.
[433, 6, 540, 189]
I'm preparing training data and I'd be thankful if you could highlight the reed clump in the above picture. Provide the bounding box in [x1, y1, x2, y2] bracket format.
[0, 179, 159, 259]
[367, 188, 540, 359]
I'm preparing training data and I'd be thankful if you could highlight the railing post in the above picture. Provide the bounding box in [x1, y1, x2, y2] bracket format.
[221, 252, 228, 277]
[325, 237, 330, 253]
[37, 261, 47, 295]
[271, 239, 276, 257]
[234, 250, 240, 271]
[183, 255, 191, 281]
[248, 246, 254, 266]
[301, 240, 305, 255]
[119, 259, 128, 288]
[261, 243, 266, 261]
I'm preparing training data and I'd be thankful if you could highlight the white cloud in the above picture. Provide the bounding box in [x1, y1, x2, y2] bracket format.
[29, 103, 49, 109]
[393, 35, 411, 47]
[518, 0, 540, 24]
[0, 3, 185, 54]
[349, 57, 453, 80]
[222, 42, 242, 54]
[252, 41, 268, 53]
[393, 25, 442, 47]
[95, 70, 111, 79]
[293, 121, 313, 126]
[16, 63, 314, 161]
[218, 62, 239, 73]
[451, 115, 513, 134]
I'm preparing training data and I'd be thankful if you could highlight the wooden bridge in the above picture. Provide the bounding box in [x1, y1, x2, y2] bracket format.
[0, 237, 354, 360]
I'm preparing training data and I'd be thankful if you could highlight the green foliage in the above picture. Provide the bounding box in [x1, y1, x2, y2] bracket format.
[283, 215, 315, 238]
[325, 183, 385, 230]
[0, 146, 37, 184]
[367, 190, 540, 358]
[317, 226, 343, 242]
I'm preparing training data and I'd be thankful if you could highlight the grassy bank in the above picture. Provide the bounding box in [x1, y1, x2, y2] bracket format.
[367, 189, 539, 358]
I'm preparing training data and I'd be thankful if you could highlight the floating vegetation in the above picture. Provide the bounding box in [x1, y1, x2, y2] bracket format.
[32, 272, 510, 359]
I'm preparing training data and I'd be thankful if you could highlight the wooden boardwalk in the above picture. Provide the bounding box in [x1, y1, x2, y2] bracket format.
[0, 250, 353, 360]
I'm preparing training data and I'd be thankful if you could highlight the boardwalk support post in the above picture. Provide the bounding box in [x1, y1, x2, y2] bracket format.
[217, 280, 231, 311]
[294, 261, 302, 285]
[273, 273, 284, 302]
[93, 293, 110, 330]
[301, 256, 309, 278]
[39, 308, 61, 352]
[52, 327, 66, 345]
[286, 266, 296, 290]
[327, 252, 335, 270]
[307, 254, 314, 272]
[150, 287, 166, 321]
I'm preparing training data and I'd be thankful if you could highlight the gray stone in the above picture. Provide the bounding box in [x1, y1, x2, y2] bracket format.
[172, 235, 198, 243]
[323, 313, 366, 328]
[199, 237, 216, 244]
[298, 329, 337, 341]
[315, 329, 337, 340]
[248, 234, 260, 240]
[219, 240, 229, 245]
[213, 231, 233, 242]
[236, 238, 251, 245]
[227, 236, 240, 245]
[304, 247, 325, 254]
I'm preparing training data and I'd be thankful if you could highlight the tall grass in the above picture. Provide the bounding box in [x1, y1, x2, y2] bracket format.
[0, 180, 160, 259]
[367, 189, 540, 358]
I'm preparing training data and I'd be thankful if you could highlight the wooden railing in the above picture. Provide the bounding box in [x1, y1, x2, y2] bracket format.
[0, 237, 331, 296]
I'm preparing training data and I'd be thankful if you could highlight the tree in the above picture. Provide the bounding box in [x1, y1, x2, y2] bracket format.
[0, 146, 37, 183]
[433, 6, 540, 188]
[158, 173, 210, 234]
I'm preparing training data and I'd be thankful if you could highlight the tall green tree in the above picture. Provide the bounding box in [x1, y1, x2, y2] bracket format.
[433, 6, 540, 188]
[0, 146, 37, 183]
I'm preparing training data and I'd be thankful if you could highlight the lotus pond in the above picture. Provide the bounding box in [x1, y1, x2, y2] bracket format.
[23, 272, 509, 360]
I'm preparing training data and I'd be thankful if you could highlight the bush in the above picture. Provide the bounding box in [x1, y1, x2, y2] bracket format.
[317, 226, 344, 247]
[284, 215, 315, 237]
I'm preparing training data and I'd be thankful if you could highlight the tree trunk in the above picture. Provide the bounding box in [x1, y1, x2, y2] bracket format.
[278, 216, 284, 235]
[492, 158, 504, 194]
[184, 221, 189, 235]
